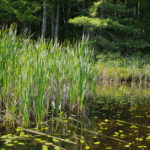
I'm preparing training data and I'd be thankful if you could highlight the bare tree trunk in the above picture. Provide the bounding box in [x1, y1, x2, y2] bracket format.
[86, 0, 90, 38]
[29, 22, 31, 33]
[51, 0, 54, 42]
[66, 1, 77, 39]
[66, 0, 70, 39]
[54, 0, 60, 43]
[23, 22, 27, 30]
[137, 2, 140, 22]
[38, 21, 40, 38]
[41, 0, 47, 41]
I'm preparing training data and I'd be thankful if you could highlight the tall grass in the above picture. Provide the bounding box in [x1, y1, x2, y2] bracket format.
[0, 24, 98, 126]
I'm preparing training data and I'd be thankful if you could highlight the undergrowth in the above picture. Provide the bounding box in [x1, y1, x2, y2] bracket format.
[96, 51, 150, 82]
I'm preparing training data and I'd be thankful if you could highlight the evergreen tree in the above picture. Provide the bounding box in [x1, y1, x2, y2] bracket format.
[69, 0, 150, 55]
[133, 0, 150, 42]
[0, 0, 41, 26]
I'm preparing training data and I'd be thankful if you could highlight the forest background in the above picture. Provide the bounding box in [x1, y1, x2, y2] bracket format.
[0, 0, 150, 57]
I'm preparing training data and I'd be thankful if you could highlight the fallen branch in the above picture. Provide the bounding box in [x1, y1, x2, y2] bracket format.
[22, 128, 77, 145]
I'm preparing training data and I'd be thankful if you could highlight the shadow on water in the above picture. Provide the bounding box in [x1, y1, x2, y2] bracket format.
[1, 82, 150, 150]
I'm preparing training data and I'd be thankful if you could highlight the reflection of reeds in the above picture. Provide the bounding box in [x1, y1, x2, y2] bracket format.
[96, 82, 150, 105]
[0, 24, 98, 126]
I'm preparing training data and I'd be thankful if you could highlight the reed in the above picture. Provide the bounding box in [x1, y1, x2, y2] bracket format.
[0, 24, 98, 126]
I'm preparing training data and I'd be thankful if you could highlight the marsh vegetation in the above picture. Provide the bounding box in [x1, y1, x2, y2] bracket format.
[0, 25, 150, 150]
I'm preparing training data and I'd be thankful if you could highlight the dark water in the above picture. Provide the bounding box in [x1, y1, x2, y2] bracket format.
[0, 82, 150, 150]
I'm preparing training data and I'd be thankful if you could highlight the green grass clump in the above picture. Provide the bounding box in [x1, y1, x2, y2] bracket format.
[96, 51, 150, 82]
[0, 24, 98, 126]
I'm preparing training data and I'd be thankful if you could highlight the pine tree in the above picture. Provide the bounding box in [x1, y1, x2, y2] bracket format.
[69, 0, 150, 56]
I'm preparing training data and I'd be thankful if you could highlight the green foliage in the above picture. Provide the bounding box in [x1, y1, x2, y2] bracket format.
[0, 24, 98, 125]
[96, 51, 150, 82]
[68, 0, 150, 55]
[0, 0, 42, 24]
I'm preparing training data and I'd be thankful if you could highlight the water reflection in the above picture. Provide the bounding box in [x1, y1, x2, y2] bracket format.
[0, 82, 150, 150]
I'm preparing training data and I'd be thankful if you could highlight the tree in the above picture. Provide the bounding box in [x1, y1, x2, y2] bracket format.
[41, 0, 47, 41]
[0, 0, 41, 25]
[69, 0, 150, 55]
[1, 0, 149, 55]
[0, 0, 94, 44]
[133, 0, 150, 43]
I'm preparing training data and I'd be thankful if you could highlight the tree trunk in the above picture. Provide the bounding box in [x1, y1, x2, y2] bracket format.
[51, 0, 54, 42]
[29, 22, 31, 34]
[41, 0, 47, 41]
[54, 0, 60, 43]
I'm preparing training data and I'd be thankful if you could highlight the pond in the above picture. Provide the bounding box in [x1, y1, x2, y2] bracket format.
[0, 82, 150, 150]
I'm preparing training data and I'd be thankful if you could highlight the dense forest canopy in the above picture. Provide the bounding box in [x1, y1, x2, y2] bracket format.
[0, 0, 150, 56]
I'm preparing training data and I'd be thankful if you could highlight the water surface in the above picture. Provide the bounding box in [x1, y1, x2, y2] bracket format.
[0, 82, 150, 150]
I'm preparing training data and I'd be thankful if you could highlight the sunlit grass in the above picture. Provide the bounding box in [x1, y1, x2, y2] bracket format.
[0, 24, 98, 126]
[96, 51, 150, 82]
